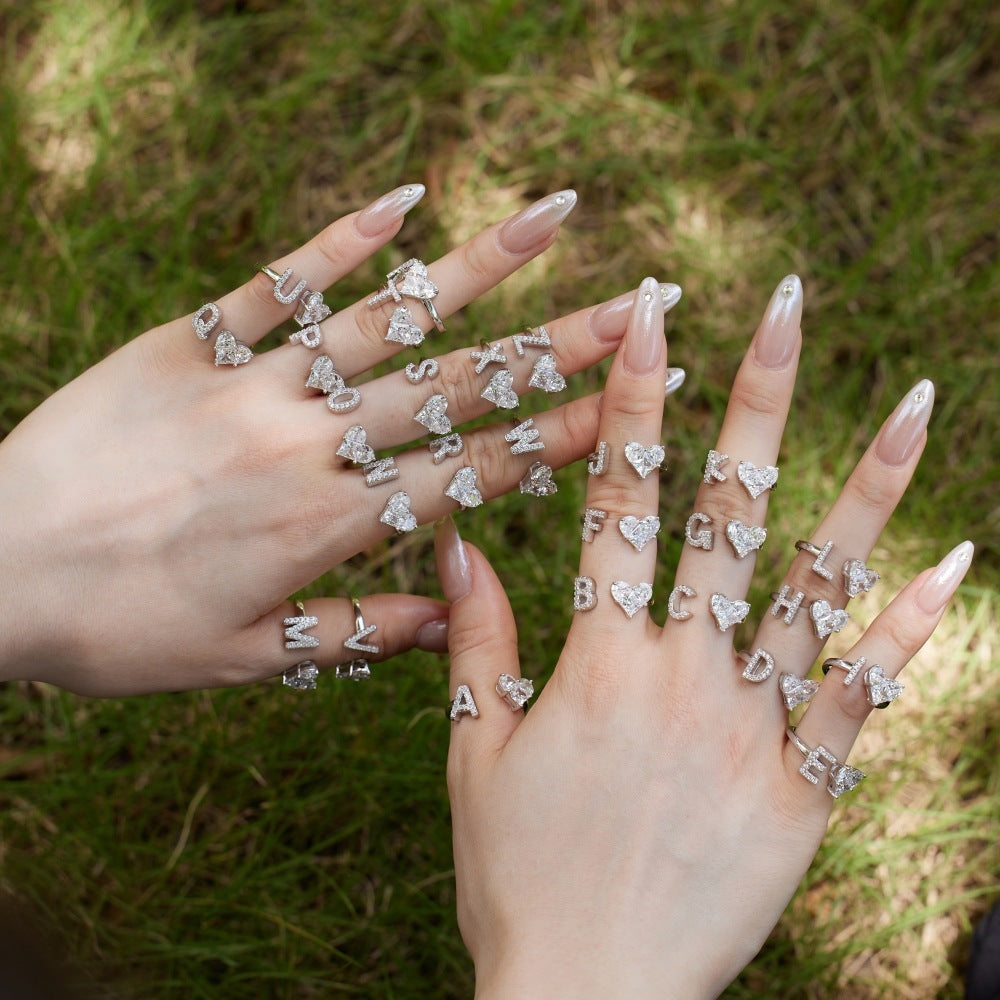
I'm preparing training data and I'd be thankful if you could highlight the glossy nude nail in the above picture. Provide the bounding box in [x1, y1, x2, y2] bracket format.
[875, 379, 934, 467]
[416, 618, 450, 652]
[355, 183, 426, 238]
[589, 282, 682, 345]
[497, 190, 577, 254]
[916, 540, 974, 614]
[622, 276, 665, 377]
[753, 274, 802, 370]
[434, 516, 472, 602]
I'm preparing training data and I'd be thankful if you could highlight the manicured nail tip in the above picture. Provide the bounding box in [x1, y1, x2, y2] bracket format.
[497, 189, 578, 254]
[355, 183, 426, 238]
[415, 618, 450, 653]
[665, 367, 686, 395]
[753, 274, 803, 370]
[659, 283, 683, 311]
[434, 514, 472, 602]
[916, 540, 974, 614]
[622, 277, 665, 377]
[875, 378, 935, 467]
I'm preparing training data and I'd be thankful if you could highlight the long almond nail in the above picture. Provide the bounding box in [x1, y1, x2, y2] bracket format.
[589, 283, 682, 345]
[434, 516, 472, 602]
[622, 277, 665, 376]
[753, 275, 802, 369]
[875, 379, 934, 467]
[916, 540, 974, 614]
[497, 190, 577, 254]
[355, 183, 426, 238]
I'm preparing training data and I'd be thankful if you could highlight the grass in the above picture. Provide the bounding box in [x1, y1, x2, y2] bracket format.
[1, 0, 997, 996]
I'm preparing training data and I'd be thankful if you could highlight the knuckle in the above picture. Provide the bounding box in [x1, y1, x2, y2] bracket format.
[458, 237, 496, 287]
[728, 373, 786, 419]
[586, 479, 654, 518]
[604, 387, 659, 422]
[433, 359, 482, 418]
[876, 606, 922, 661]
[246, 273, 282, 314]
[690, 488, 756, 532]
[350, 303, 395, 358]
[842, 469, 898, 519]
[463, 426, 515, 496]
[824, 676, 872, 725]
[312, 224, 351, 272]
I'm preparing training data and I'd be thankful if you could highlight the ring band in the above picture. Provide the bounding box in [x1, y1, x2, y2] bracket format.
[821, 656, 865, 685]
[786, 727, 866, 799]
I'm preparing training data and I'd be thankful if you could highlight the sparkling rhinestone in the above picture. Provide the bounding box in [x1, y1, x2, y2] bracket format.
[624, 442, 666, 479]
[610, 581, 653, 619]
[736, 460, 779, 499]
[709, 593, 750, 632]
[481, 369, 519, 409]
[618, 515, 660, 553]
[779, 672, 820, 709]
[828, 763, 865, 799]
[414, 394, 452, 435]
[445, 466, 483, 509]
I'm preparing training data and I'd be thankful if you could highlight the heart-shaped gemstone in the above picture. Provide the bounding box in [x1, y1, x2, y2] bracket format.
[192, 302, 220, 340]
[295, 290, 331, 326]
[527, 353, 566, 393]
[725, 519, 767, 559]
[379, 491, 417, 533]
[414, 394, 452, 435]
[496, 673, 534, 709]
[843, 558, 880, 597]
[779, 672, 820, 709]
[809, 600, 850, 638]
[710, 593, 750, 632]
[213, 331, 253, 367]
[827, 763, 865, 799]
[396, 261, 438, 300]
[337, 425, 376, 465]
[445, 466, 483, 509]
[611, 581, 653, 619]
[864, 664, 903, 708]
[306, 355, 338, 392]
[481, 369, 519, 409]
[520, 462, 557, 497]
[624, 442, 666, 479]
[385, 305, 424, 346]
[736, 460, 779, 499]
[618, 515, 661, 552]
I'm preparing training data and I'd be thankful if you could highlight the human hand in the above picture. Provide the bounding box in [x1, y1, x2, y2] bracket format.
[437, 275, 973, 997]
[0, 187, 684, 696]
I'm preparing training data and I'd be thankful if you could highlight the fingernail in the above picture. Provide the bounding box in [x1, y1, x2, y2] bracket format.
[497, 190, 577, 254]
[416, 617, 450, 653]
[589, 283, 682, 345]
[916, 540, 974, 614]
[753, 274, 802, 370]
[622, 277, 665, 376]
[354, 183, 426, 238]
[665, 367, 686, 396]
[875, 379, 934, 467]
[434, 516, 472, 602]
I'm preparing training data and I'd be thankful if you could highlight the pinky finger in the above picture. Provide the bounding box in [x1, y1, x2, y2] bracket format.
[245, 593, 450, 688]
[785, 540, 974, 798]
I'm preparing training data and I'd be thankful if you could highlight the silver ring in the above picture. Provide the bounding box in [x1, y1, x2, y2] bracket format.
[624, 441, 666, 479]
[519, 461, 557, 497]
[471, 340, 507, 374]
[368, 259, 445, 331]
[283, 601, 320, 650]
[709, 592, 750, 632]
[821, 656, 866, 686]
[414, 393, 452, 435]
[448, 683, 479, 721]
[445, 466, 483, 509]
[213, 330, 254, 367]
[192, 302, 221, 341]
[260, 265, 307, 305]
[363, 457, 400, 488]
[344, 597, 380, 655]
[335, 660, 371, 681]
[618, 514, 660, 553]
[527, 353, 566, 393]
[386, 304, 425, 346]
[336, 425, 376, 465]
[737, 459, 779, 499]
[505, 418, 545, 456]
[283, 660, 319, 691]
[587, 441, 609, 476]
[573, 576, 597, 611]
[496, 673, 534, 711]
[737, 648, 775, 683]
[684, 514, 766, 558]
[379, 491, 418, 533]
[703, 448, 728, 484]
[511, 325, 551, 357]
[294, 289, 331, 328]
[863, 664, 904, 709]
[306, 355, 362, 413]
[786, 727, 866, 799]
[611, 581, 654, 619]
[481, 369, 520, 410]
[779, 672, 819, 709]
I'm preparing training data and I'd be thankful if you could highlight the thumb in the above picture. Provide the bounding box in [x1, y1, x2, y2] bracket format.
[434, 516, 527, 755]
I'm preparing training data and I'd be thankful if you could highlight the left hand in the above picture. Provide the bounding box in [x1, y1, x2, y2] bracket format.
[437, 275, 972, 997]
